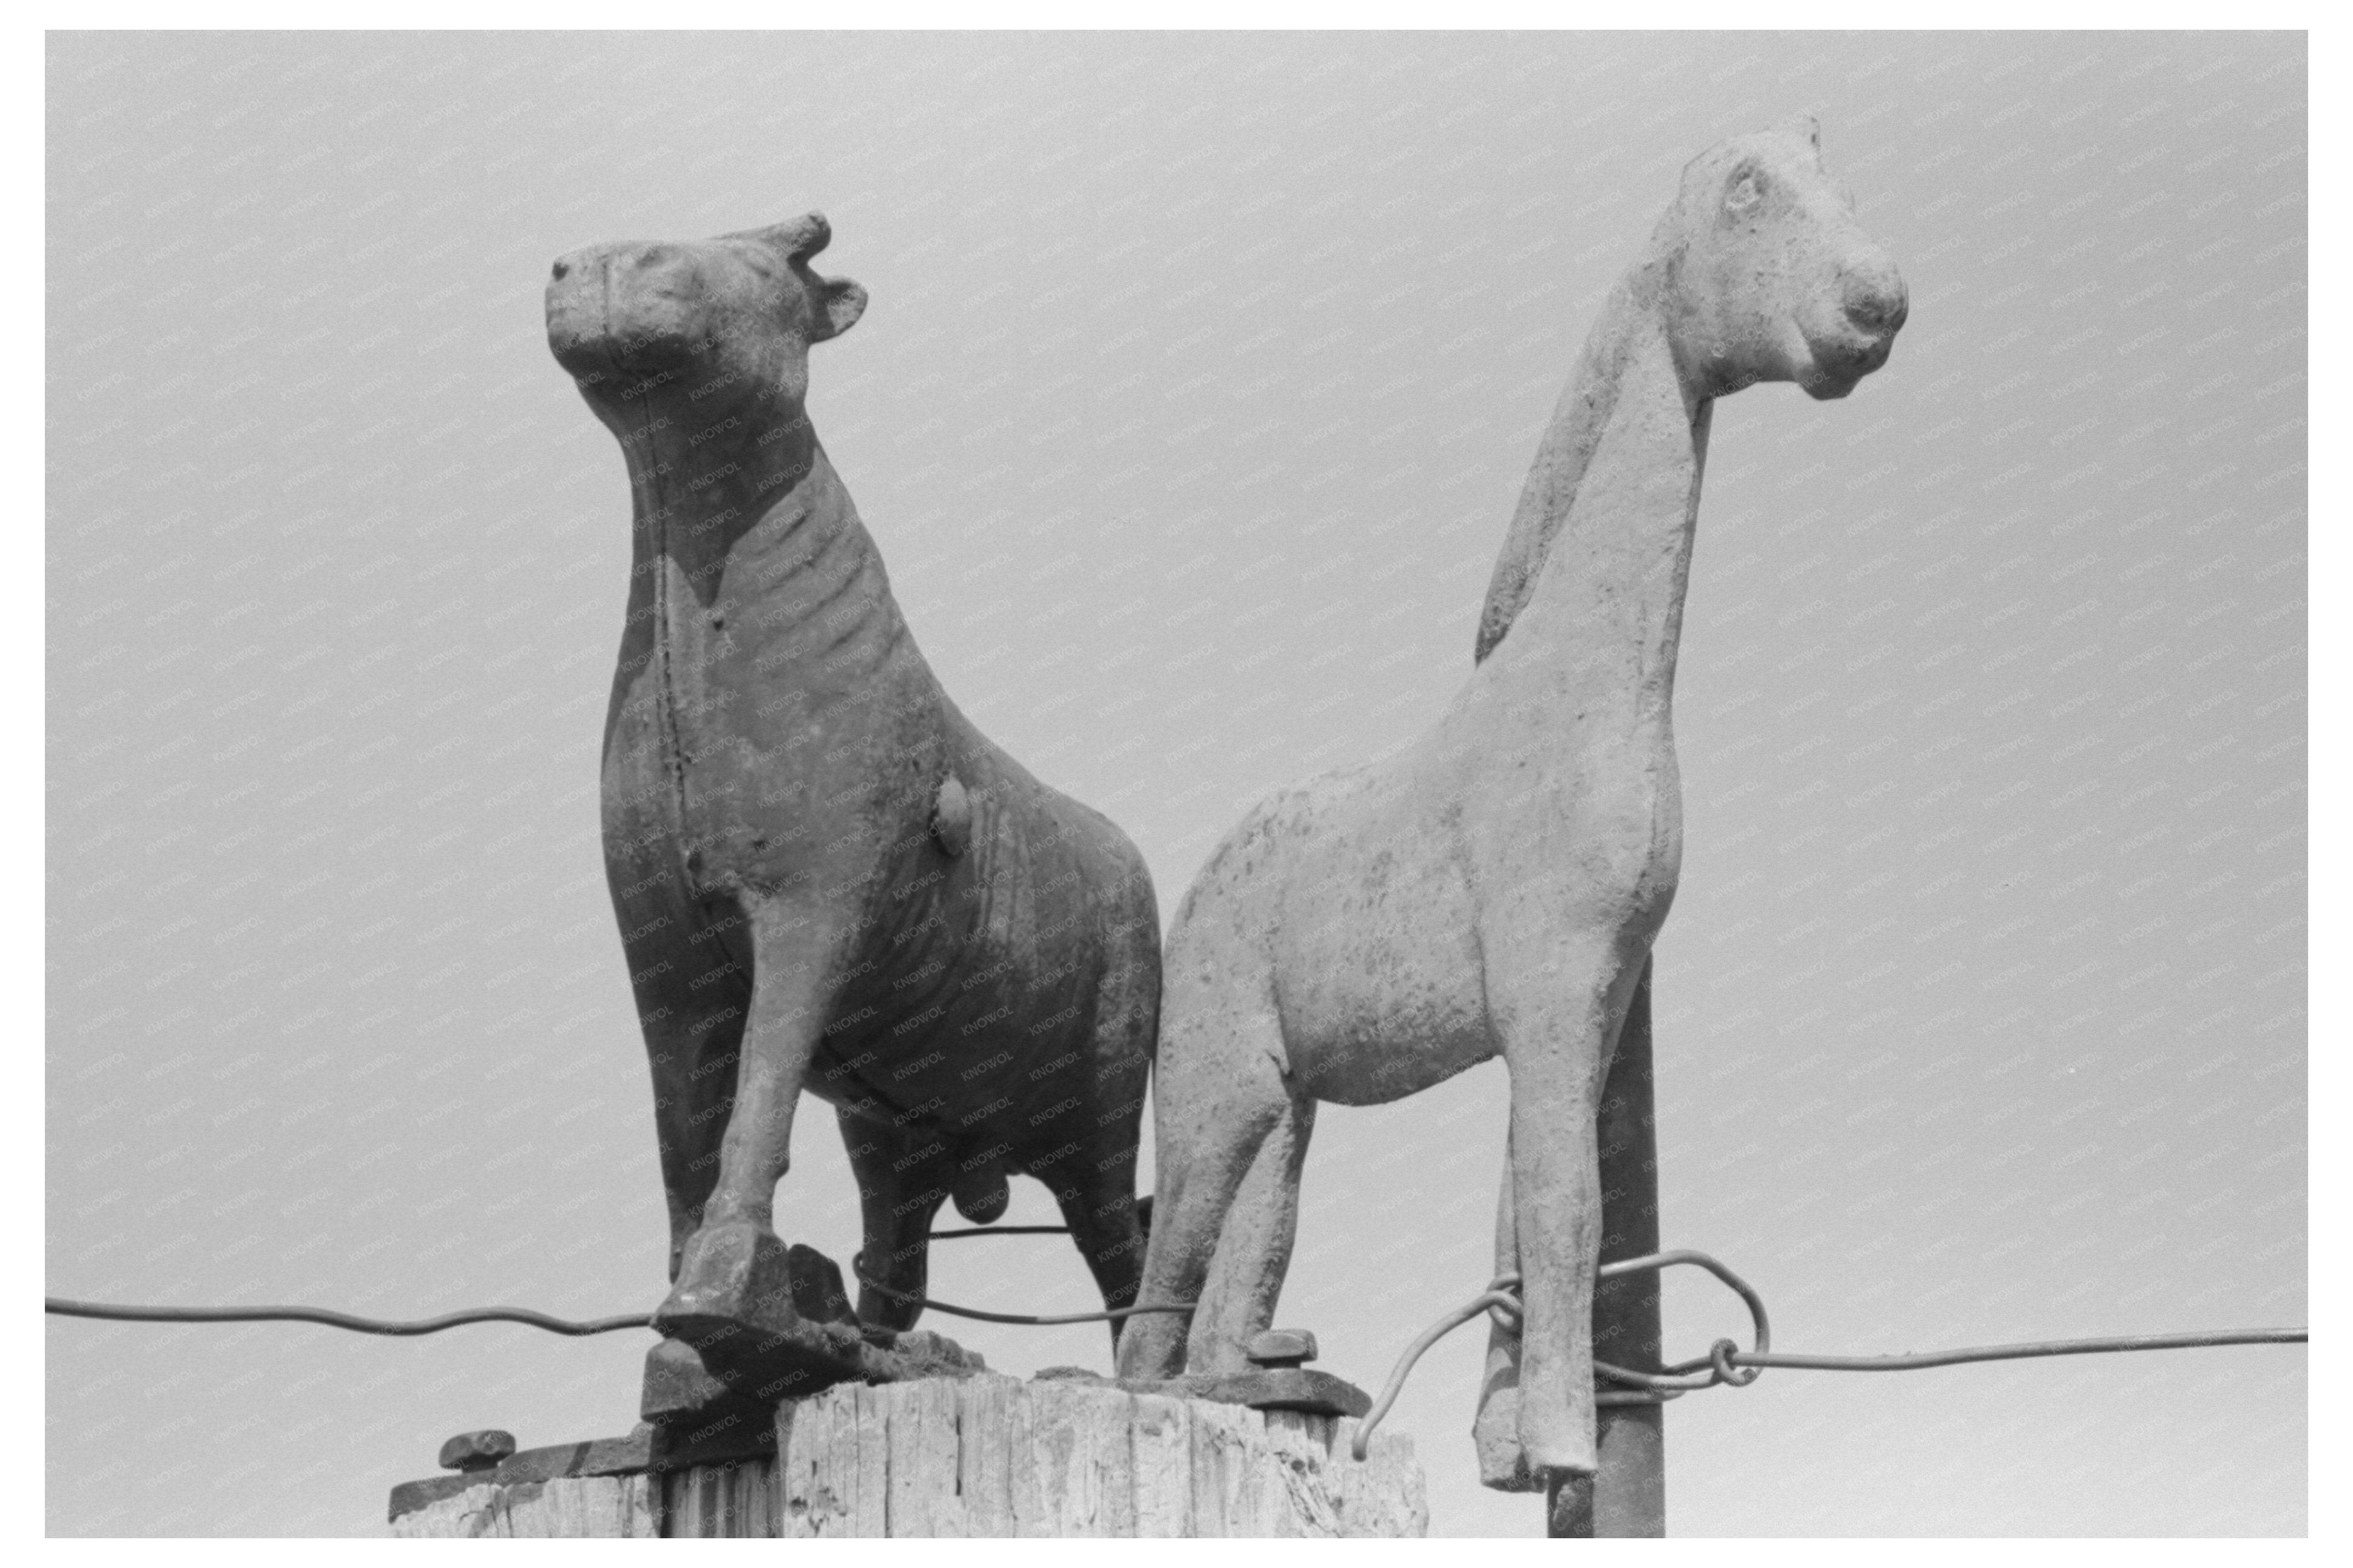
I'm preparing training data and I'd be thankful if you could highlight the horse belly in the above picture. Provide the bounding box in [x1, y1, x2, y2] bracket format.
[1272, 841, 1493, 1107]
[817, 763, 1115, 1147]
[829, 922, 1098, 1117]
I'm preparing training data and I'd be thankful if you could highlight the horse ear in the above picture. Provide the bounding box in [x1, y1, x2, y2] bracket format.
[810, 274, 867, 342]
[752, 212, 863, 340]
[758, 211, 832, 263]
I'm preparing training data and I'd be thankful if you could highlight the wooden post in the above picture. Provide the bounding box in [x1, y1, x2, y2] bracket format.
[1548, 956, 1666, 1538]
[390, 1375, 1429, 1538]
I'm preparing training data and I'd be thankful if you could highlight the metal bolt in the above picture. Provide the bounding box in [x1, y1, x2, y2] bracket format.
[1245, 1328, 1318, 1369]
[438, 1429, 517, 1473]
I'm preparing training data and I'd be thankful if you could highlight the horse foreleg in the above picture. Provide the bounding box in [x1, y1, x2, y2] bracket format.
[1473, 1130, 1542, 1490]
[616, 891, 754, 1282]
[1491, 931, 1646, 1479]
[1476, 951, 1660, 1496]
[656, 899, 839, 1345]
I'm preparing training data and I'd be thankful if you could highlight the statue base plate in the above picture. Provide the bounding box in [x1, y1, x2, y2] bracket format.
[390, 1372, 1423, 1537]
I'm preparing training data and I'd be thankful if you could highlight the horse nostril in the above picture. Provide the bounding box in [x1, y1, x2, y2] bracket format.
[552, 258, 570, 281]
[1843, 269, 1908, 335]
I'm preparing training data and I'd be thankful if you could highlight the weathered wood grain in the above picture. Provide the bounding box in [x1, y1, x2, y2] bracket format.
[1129, 1390, 1195, 1536]
[391, 1474, 661, 1538]
[662, 1459, 777, 1538]
[391, 1374, 1425, 1538]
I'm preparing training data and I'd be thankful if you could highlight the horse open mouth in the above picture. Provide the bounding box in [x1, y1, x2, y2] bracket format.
[1800, 329, 1896, 398]
[599, 325, 705, 378]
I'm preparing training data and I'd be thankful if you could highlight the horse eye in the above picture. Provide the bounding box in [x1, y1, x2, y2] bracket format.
[1726, 172, 1763, 212]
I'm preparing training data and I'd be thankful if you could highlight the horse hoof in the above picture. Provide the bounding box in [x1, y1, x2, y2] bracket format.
[641, 1336, 741, 1425]
[1473, 1385, 1543, 1493]
[1517, 1425, 1598, 1480]
[655, 1220, 804, 1351]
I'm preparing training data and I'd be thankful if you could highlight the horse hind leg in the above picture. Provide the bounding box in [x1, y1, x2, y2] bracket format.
[1045, 1136, 1147, 1355]
[840, 1109, 953, 1333]
[1113, 996, 1289, 1381]
[1184, 1086, 1315, 1376]
[1048, 879, 1161, 1352]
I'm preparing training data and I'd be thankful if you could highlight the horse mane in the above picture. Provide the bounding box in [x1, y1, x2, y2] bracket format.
[1471, 129, 1801, 666]
[1483, 140, 1772, 665]
[1472, 268, 1654, 665]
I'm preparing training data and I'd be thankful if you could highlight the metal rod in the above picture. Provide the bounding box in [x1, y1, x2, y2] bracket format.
[1709, 1328, 2308, 1374]
[44, 1297, 652, 1337]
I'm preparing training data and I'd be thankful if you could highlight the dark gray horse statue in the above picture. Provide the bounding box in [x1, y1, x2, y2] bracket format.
[546, 212, 1160, 1398]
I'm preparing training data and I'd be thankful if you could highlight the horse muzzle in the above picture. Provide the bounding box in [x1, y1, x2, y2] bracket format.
[1840, 257, 1908, 339]
[545, 244, 711, 381]
[1799, 260, 1906, 399]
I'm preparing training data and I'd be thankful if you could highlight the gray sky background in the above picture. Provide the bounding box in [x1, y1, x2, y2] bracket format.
[46, 30, 2304, 1537]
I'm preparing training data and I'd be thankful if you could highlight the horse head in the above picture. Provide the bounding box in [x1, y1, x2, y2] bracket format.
[545, 211, 868, 428]
[1655, 117, 1907, 400]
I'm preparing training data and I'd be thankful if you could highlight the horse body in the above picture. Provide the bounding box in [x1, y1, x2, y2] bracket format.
[551, 214, 1159, 1360]
[1118, 120, 1905, 1482]
[1173, 762, 1490, 1110]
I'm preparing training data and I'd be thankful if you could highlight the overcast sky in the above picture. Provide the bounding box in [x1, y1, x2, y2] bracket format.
[47, 30, 2303, 1536]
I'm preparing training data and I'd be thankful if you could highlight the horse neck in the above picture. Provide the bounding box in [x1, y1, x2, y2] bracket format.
[1476, 266, 1712, 725]
[608, 401, 905, 719]
[612, 400, 881, 614]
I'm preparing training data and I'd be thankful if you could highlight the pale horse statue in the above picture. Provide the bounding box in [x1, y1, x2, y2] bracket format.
[1115, 118, 1907, 1481]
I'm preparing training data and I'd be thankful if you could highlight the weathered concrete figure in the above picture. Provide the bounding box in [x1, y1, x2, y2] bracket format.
[1115, 121, 1906, 1482]
[545, 214, 1161, 1394]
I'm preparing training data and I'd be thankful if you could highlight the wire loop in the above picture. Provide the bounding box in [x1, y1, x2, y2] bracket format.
[1350, 1248, 2304, 1459]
